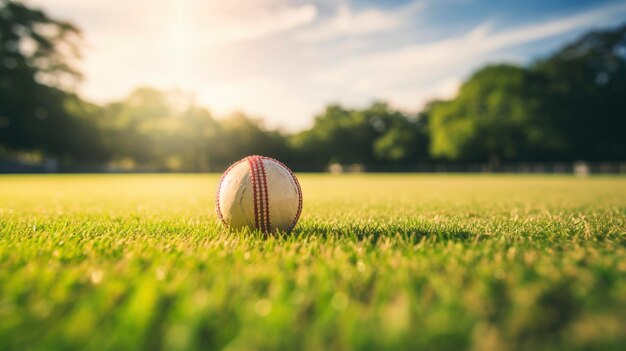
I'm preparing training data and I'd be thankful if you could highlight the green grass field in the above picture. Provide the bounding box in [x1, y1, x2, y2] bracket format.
[1, 174, 625, 350]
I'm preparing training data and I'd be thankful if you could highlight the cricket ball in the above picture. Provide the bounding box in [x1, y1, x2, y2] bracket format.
[216, 155, 303, 234]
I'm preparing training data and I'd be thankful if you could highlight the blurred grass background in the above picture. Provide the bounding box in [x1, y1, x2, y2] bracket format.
[1, 174, 625, 350]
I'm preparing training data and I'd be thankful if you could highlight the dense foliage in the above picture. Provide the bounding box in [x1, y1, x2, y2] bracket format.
[291, 103, 429, 170]
[430, 26, 626, 164]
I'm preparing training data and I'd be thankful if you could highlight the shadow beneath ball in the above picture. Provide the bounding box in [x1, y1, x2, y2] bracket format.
[284, 220, 478, 244]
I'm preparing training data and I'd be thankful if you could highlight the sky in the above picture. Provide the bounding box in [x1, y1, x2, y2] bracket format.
[27, 0, 626, 131]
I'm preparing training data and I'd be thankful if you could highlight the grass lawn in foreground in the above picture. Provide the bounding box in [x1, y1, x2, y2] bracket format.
[0, 174, 625, 350]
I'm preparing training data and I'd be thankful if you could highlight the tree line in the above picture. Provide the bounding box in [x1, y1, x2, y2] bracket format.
[1, 1, 625, 171]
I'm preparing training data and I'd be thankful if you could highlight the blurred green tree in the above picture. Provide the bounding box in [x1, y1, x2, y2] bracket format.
[532, 23, 626, 161]
[179, 106, 219, 171]
[429, 65, 561, 166]
[100, 88, 220, 170]
[373, 102, 430, 163]
[212, 113, 291, 167]
[0, 0, 105, 162]
[291, 104, 367, 167]
[99, 87, 290, 171]
[100, 88, 178, 166]
[291, 102, 427, 169]
[429, 24, 626, 165]
[370, 103, 429, 162]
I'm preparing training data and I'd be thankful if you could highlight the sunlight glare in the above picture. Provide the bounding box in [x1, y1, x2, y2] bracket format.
[164, 0, 196, 88]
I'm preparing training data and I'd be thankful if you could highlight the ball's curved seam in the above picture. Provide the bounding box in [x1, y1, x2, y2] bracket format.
[258, 157, 272, 233]
[250, 155, 267, 233]
[252, 156, 266, 233]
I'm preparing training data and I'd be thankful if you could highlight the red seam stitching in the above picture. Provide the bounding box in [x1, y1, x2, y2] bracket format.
[252, 156, 265, 233]
[215, 158, 247, 227]
[261, 156, 302, 232]
[258, 157, 271, 234]
[247, 156, 260, 230]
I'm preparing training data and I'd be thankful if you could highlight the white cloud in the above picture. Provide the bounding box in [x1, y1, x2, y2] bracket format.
[475, 2, 626, 53]
[30, 0, 318, 47]
[194, 3, 317, 46]
[295, 1, 425, 42]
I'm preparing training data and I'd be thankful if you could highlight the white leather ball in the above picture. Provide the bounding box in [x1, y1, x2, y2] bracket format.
[216, 155, 303, 233]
